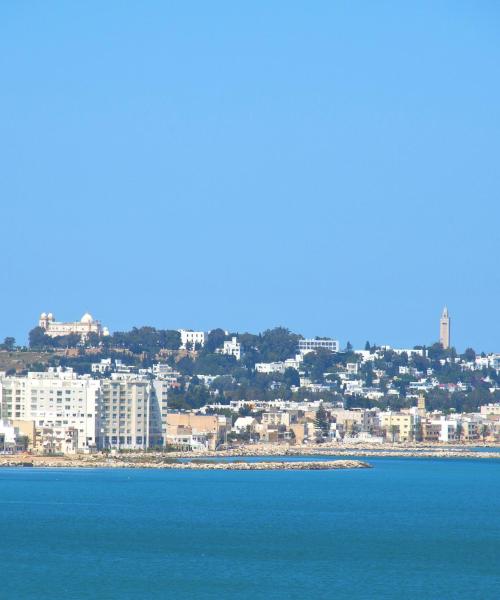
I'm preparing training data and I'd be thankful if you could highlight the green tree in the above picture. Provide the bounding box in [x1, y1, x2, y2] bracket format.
[1, 337, 16, 351]
[283, 367, 300, 387]
[462, 348, 476, 362]
[315, 405, 330, 437]
[29, 327, 53, 350]
[203, 328, 227, 353]
[258, 327, 301, 362]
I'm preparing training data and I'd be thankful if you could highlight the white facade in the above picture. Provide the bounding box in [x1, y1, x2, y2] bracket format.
[0, 369, 169, 452]
[92, 358, 112, 374]
[298, 338, 340, 354]
[178, 329, 205, 349]
[233, 416, 257, 433]
[0, 368, 101, 450]
[255, 362, 286, 375]
[39, 312, 109, 339]
[221, 337, 242, 360]
[99, 374, 163, 450]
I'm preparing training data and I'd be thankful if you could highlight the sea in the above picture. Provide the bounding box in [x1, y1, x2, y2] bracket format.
[0, 457, 499, 599]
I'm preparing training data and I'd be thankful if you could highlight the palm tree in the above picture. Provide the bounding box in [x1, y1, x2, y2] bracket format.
[455, 422, 463, 443]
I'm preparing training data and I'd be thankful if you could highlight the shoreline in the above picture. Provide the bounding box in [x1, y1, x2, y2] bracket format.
[1, 442, 500, 469]
[0, 456, 370, 471]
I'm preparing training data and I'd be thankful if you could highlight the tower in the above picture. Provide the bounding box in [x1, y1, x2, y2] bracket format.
[439, 306, 450, 349]
[417, 393, 426, 417]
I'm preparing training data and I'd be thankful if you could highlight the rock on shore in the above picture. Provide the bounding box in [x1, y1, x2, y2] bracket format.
[0, 457, 371, 471]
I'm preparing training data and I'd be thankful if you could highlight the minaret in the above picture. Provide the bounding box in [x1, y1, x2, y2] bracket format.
[439, 307, 450, 349]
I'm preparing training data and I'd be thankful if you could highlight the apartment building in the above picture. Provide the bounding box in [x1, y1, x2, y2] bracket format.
[379, 412, 414, 442]
[0, 368, 101, 451]
[0, 369, 169, 452]
[99, 374, 163, 450]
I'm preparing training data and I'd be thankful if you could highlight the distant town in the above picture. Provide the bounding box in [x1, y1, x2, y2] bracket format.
[0, 307, 499, 454]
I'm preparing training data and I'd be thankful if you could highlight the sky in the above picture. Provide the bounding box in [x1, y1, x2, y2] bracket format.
[1, 1, 499, 351]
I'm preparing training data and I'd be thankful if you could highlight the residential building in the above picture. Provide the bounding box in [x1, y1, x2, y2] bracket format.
[379, 412, 414, 442]
[298, 338, 340, 354]
[178, 329, 205, 349]
[255, 362, 286, 374]
[167, 413, 229, 450]
[99, 375, 160, 450]
[220, 337, 242, 360]
[0, 368, 101, 451]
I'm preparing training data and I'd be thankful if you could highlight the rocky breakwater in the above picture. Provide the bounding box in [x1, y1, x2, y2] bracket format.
[170, 460, 371, 471]
[0, 455, 371, 471]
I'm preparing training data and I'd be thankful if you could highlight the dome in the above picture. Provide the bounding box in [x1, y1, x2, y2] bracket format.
[81, 312, 94, 324]
[40, 312, 47, 319]
[47, 313, 54, 320]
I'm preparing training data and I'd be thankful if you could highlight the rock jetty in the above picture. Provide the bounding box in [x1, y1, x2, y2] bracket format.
[0, 456, 370, 471]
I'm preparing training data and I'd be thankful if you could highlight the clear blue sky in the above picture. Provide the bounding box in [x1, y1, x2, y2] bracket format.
[1, 1, 499, 351]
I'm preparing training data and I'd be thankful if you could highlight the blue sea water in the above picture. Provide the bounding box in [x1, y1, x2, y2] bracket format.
[1, 458, 499, 599]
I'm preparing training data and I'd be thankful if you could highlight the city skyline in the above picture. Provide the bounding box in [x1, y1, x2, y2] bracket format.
[1, 3, 500, 352]
[2, 304, 489, 354]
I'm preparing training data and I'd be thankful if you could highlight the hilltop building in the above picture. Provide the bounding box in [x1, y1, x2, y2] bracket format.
[439, 307, 451, 349]
[178, 329, 205, 349]
[298, 338, 340, 354]
[39, 312, 109, 340]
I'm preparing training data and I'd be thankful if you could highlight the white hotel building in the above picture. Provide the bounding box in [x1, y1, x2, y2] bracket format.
[0, 369, 169, 451]
[0, 368, 101, 451]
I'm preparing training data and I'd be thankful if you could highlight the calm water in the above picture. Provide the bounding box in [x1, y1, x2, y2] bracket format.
[1, 458, 499, 599]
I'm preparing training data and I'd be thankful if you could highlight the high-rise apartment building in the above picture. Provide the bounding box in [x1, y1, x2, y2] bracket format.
[99, 375, 166, 450]
[0, 368, 101, 450]
[0, 369, 169, 452]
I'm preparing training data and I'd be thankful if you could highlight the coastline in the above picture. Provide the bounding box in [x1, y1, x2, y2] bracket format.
[0, 455, 370, 471]
[1, 442, 499, 469]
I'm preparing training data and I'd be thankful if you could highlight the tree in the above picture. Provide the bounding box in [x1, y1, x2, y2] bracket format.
[203, 328, 227, 353]
[283, 367, 300, 387]
[315, 405, 330, 437]
[455, 422, 463, 443]
[160, 330, 181, 351]
[1, 337, 16, 351]
[258, 327, 301, 362]
[390, 425, 399, 443]
[463, 348, 476, 362]
[29, 327, 53, 350]
[302, 348, 336, 382]
[364, 341, 371, 351]
[346, 341, 353, 352]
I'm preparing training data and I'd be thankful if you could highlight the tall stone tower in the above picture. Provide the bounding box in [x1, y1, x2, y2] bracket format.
[439, 306, 450, 349]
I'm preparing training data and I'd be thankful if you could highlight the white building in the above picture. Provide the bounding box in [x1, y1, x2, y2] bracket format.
[220, 337, 242, 360]
[298, 338, 340, 354]
[255, 362, 286, 375]
[178, 329, 205, 349]
[99, 374, 165, 450]
[0, 368, 101, 451]
[0, 369, 170, 452]
[91, 358, 112, 374]
[233, 416, 257, 433]
[38, 312, 109, 340]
